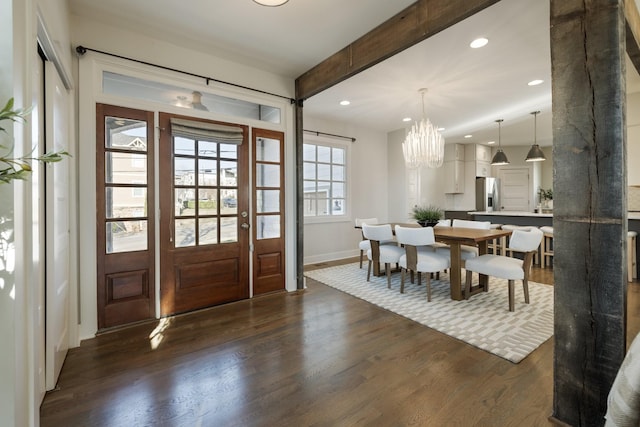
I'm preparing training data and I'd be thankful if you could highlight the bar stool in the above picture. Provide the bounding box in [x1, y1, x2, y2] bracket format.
[540, 226, 554, 268]
[629, 231, 637, 282]
[487, 223, 503, 255]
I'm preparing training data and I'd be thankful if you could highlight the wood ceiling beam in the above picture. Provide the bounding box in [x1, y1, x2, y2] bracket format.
[625, 0, 640, 74]
[295, 0, 501, 101]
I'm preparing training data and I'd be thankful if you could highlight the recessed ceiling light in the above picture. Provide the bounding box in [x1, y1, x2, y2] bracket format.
[487, 140, 496, 145]
[339, 100, 350, 106]
[464, 134, 473, 139]
[470, 38, 489, 48]
[402, 117, 412, 122]
[437, 127, 445, 131]
[253, 0, 289, 6]
[528, 79, 544, 86]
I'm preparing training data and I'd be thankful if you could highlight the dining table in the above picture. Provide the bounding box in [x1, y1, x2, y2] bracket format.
[433, 226, 513, 300]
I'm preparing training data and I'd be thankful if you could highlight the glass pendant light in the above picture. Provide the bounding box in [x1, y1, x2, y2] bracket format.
[491, 119, 510, 165]
[525, 110, 546, 162]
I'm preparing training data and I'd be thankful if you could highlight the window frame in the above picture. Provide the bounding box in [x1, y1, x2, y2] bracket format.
[302, 135, 351, 224]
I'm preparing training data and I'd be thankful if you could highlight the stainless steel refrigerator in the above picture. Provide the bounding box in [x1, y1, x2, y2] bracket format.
[475, 177, 500, 212]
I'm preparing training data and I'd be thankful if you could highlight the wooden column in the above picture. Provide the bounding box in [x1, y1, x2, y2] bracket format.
[550, 0, 627, 424]
[295, 100, 305, 290]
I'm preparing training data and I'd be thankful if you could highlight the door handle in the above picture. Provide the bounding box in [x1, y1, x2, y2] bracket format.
[241, 223, 250, 230]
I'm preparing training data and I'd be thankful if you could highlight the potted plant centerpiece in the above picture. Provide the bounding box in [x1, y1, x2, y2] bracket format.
[411, 204, 443, 227]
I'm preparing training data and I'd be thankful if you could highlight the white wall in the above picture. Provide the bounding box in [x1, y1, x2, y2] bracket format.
[628, 92, 640, 185]
[303, 116, 389, 264]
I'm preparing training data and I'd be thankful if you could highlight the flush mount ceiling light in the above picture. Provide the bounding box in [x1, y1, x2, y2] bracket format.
[470, 37, 489, 48]
[402, 88, 445, 169]
[339, 100, 350, 106]
[525, 110, 546, 162]
[253, 0, 289, 6]
[528, 79, 544, 86]
[491, 119, 510, 165]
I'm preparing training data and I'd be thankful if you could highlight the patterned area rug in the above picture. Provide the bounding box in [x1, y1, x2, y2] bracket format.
[304, 263, 554, 363]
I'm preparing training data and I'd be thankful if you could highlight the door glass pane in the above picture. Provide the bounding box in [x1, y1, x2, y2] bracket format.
[105, 117, 147, 151]
[256, 164, 280, 188]
[256, 215, 280, 240]
[256, 137, 280, 162]
[175, 158, 195, 185]
[199, 218, 218, 245]
[197, 190, 217, 215]
[174, 137, 195, 155]
[221, 189, 237, 214]
[175, 219, 196, 247]
[106, 187, 147, 218]
[199, 159, 217, 185]
[220, 144, 238, 160]
[105, 152, 147, 184]
[175, 188, 195, 216]
[221, 160, 238, 186]
[106, 220, 147, 253]
[221, 217, 237, 243]
[257, 190, 280, 213]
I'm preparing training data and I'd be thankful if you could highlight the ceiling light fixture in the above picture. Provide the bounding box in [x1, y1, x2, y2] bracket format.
[470, 37, 489, 48]
[191, 91, 209, 111]
[339, 100, 350, 106]
[252, 0, 289, 6]
[525, 110, 546, 162]
[464, 134, 472, 139]
[402, 117, 412, 122]
[490, 119, 510, 165]
[402, 88, 445, 169]
[528, 79, 544, 86]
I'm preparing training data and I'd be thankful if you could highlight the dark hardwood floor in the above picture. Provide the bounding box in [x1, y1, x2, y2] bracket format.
[40, 259, 639, 426]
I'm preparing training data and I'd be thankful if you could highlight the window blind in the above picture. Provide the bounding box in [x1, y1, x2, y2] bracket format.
[170, 118, 244, 144]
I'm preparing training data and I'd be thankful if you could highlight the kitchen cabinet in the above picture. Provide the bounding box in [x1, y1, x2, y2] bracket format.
[445, 143, 465, 162]
[444, 160, 465, 193]
[474, 144, 492, 177]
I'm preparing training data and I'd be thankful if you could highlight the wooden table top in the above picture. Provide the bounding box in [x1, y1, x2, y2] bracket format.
[433, 227, 512, 243]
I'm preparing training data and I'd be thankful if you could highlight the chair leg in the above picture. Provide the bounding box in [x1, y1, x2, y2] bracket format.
[425, 274, 432, 302]
[523, 279, 530, 304]
[360, 250, 364, 269]
[385, 263, 391, 289]
[465, 270, 473, 300]
[417, 272, 421, 287]
[367, 260, 372, 282]
[508, 279, 515, 312]
[400, 268, 406, 293]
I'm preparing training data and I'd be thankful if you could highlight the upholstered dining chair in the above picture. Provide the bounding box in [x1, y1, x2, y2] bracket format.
[464, 227, 543, 312]
[362, 224, 405, 288]
[435, 219, 491, 264]
[355, 217, 379, 268]
[395, 225, 450, 301]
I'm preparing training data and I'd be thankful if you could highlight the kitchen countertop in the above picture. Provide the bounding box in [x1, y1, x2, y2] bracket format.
[471, 210, 640, 220]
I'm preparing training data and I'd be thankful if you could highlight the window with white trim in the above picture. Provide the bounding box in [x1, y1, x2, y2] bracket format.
[303, 141, 347, 218]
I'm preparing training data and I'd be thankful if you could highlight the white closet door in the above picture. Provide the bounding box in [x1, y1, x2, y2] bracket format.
[45, 61, 70, 390]
[498, 168, 530, 211]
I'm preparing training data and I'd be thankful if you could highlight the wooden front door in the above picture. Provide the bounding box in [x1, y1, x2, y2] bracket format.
[252, 129, 286, 295]
[96, 104, 156, 329]
[159, 113, 250, 316]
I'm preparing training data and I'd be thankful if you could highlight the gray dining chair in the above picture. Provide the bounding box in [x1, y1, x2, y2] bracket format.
[464, 227, 543, 311]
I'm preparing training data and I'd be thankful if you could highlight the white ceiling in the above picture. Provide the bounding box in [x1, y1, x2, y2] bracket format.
[70, 0, 640, 148]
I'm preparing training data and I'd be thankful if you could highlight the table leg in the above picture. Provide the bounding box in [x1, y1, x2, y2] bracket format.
[449, 243, 462, 300]
[478, 241, 489, 292]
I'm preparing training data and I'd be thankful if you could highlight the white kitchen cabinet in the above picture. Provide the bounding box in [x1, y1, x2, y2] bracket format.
[476, 160, 491, 177]
[445, 143, 465, 161]
[444, 160, 465, 193]
[475, 144, 491, 162]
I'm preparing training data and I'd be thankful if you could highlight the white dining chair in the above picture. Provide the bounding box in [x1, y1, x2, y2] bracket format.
[435, 219, 491, 264]
[355, 217, 379, 268]
[362, 224, 405, 288]
[464, 227, 543, 311]
[395, 225, 450, 301]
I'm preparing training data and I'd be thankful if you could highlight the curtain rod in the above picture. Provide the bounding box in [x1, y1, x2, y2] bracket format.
[75, 45, 296, 104]
[303, 129, 356, 142]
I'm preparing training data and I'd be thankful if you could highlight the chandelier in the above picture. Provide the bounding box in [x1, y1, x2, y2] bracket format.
[402, 89, 445, 169]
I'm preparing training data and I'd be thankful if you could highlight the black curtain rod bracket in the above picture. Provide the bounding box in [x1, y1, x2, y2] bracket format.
[75, 45, 295, 104]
